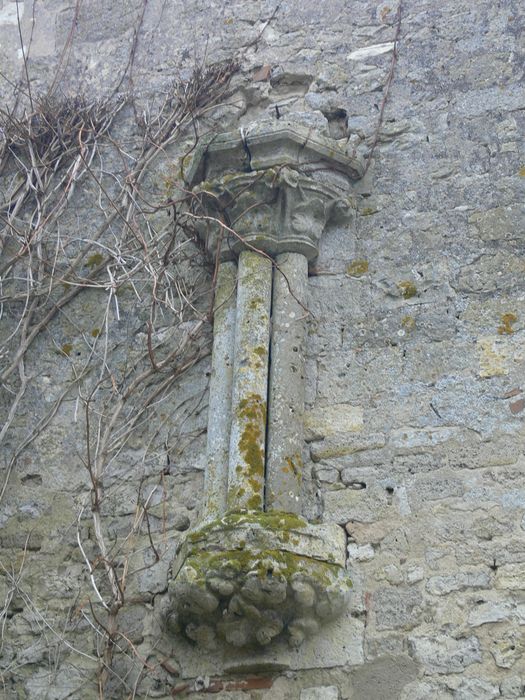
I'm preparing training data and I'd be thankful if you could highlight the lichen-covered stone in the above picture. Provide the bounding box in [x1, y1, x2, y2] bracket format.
[167, 511, 351, 649]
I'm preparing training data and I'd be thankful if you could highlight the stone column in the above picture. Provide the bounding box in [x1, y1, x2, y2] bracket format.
[204, 260, 237, 517]
[266, 252, 308, 513]
[168, 124, 363, 652]
[227, 250, 272, 512]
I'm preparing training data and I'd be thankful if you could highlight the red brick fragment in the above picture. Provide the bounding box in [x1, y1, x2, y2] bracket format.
[503, 387, 522, 399]
[253, 65, 271, 81]
[510, 399, 525, 415]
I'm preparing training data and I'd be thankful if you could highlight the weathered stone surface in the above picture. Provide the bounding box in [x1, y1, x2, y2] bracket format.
[496, 564, 525, 590]
[374, 587, 423, 631]
[300, 686, 339, 700]
[205, 260, 237, 516]
[189, 126, 359, 262]
[468, 600, 513, 627]
[500, 676, 524, 698]
[426, 569, 492, 596]
[267, 252, 308, 513]
[304, 404, 364, 441]
[227, 251, 272, 511]
[469, 203, 525, 242]
[407, 635, 482, 674]
[453, 678, 500, 700]
[490, 628, 523, 669]
[350, 656, 420, 700]
[168, 511, 350, 649]
[2, 0, 525, 694]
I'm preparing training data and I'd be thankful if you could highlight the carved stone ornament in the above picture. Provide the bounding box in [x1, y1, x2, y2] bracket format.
[167, 512, 350, 650]
[187, 121, 363, 261]
[195, 167, 350, 262]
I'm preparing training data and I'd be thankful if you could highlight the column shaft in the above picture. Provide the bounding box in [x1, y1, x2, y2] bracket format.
[227, 251, 272, 511]
[266, 252, 308, 513]
[204, 261, 237, 517]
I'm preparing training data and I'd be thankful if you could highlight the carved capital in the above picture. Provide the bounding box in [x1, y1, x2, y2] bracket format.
[186, 123, 362, 261]
[195, 167, 351, 261]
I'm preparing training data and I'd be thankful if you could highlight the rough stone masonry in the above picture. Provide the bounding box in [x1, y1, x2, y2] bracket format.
[0, 1, 524, 698]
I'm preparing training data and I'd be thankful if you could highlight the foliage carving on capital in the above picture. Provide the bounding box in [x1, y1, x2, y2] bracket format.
[195, 166, 352, 261]
[186, 123, 362, 261]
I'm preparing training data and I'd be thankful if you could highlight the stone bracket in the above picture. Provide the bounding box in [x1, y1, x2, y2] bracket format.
[167, 512, 351, 650]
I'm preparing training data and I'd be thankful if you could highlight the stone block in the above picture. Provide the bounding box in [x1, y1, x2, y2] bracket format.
[500, 676, 524, 698]
[469, 203, 525, 242]
[453, 678, 500, 700]
[300, 685, 339, 700]
[490, 628, 523, 668]
[324, 488, 387, 524]
[407, 635, 482, 674]
[468, 601, 513, 627]
[350, 656, 419, 700]
[390, 427, 462, 449]
[496, 564, 525, 590]
[374, 587, 423, 631]
[304, 404, 363, 440]
[426, 569, 492, 596]
[347, 543, 375, 562]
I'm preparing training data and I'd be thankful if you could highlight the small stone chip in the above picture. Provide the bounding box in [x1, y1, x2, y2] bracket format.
[253, 65, 271, 81]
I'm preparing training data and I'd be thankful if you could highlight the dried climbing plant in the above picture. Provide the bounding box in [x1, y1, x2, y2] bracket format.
[0, 51, 239, 696]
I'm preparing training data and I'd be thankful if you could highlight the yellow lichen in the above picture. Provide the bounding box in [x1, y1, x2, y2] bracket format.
[346, 259, 369, 277]
[498, 312, 517, 335]
[398, 280, 417, 299]
[85, 252, 104, 269]
[60, 343, 73, 356]
[91, 328, 101, 338]
[401, 315, 416, 332]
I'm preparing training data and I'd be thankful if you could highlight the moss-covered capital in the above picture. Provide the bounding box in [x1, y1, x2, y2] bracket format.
[167, 512, 351, 650]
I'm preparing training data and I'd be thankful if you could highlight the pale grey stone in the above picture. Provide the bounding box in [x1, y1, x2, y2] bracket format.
[426, 569, 492, 596]
[401, 679, 453, 700]
[304, 403, 364, 440]
[314, 465, 340, 483]
[204, 260, 237, 517]
[347, 543, 375, 562]
[469, 203, 525, 242]
[468, 601, 513, 627]
[490, 628, 523, 668]
[407, 567, 425, 584]
[351, 656, 419, 700]
[496, 564, 525, 590]
[500, 676, 523, 698]
[267, 252, 308, 512]
[374, 588, 423, 631]
[300, 686, 339, 700]
[453, 678, 500, 700]
[408, 635, 482, 674]
[227, 250, 272, 511]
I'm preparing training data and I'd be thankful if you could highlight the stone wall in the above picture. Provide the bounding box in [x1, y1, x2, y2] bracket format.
[1, 1, 524, 698]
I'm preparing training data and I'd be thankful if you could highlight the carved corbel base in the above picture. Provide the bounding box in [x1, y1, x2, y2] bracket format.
[167, 512, 351, 650]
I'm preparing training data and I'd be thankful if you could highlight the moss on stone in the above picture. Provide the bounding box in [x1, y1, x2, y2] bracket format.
[234, 393, 266, 504]
[498, 312, 517, 335]
[346, 259, 369, 277]
[401, 315, 416, 332]
[85, 252, 104, 269]
[183, 546, 349, 590]
[398, 280, 417, 299]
